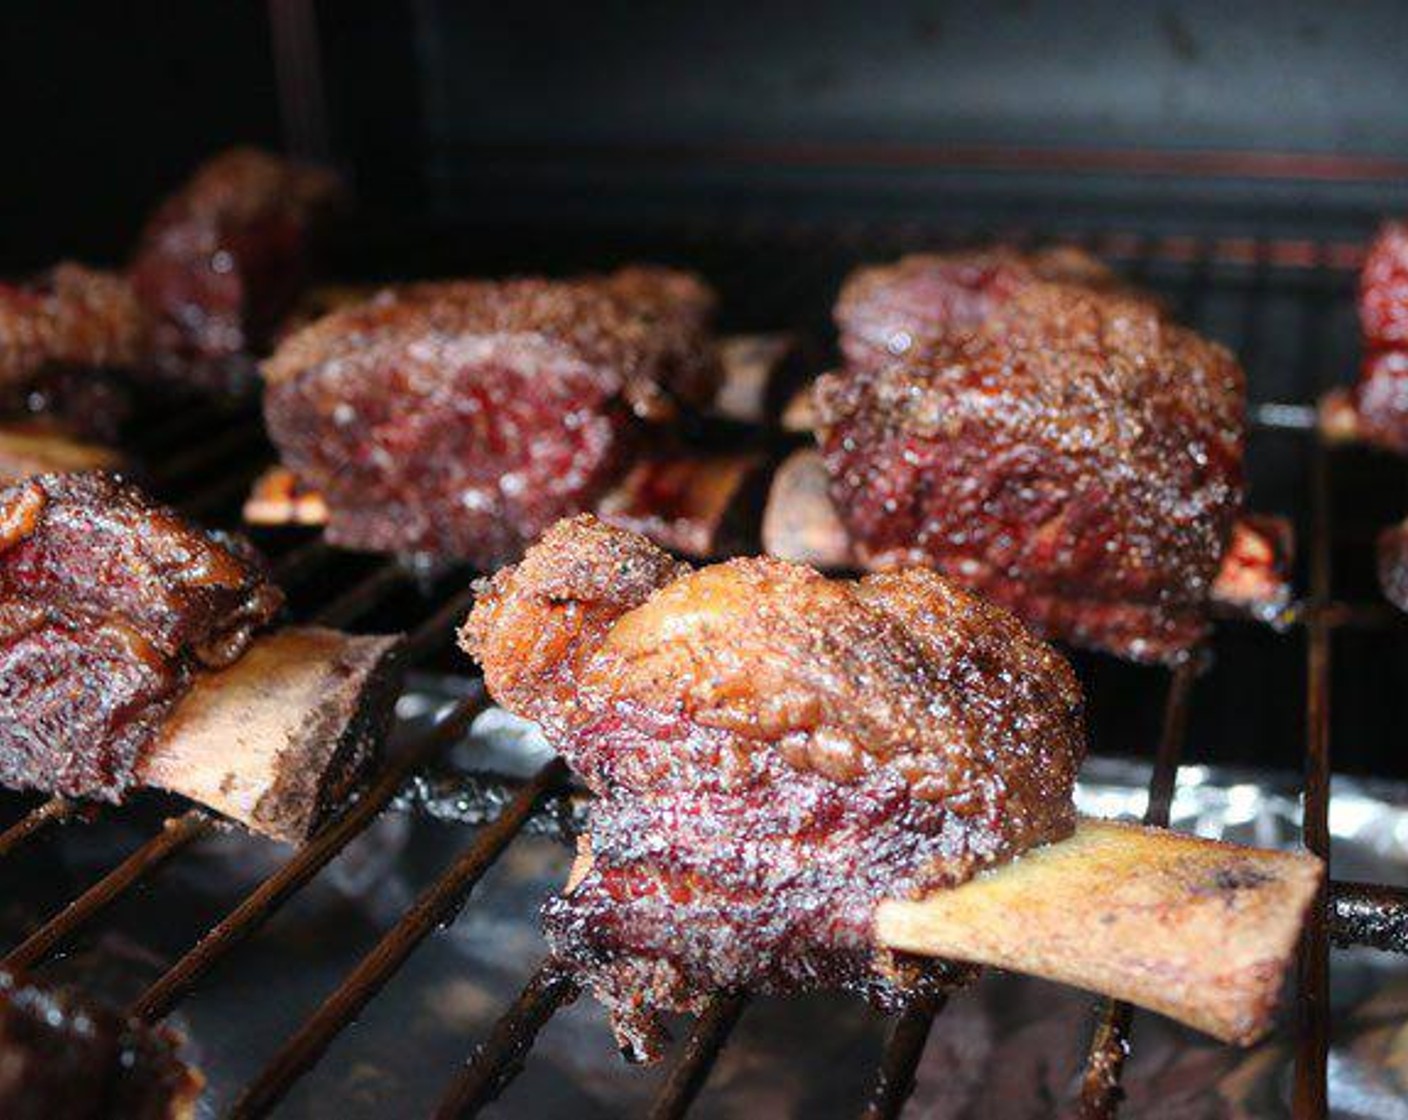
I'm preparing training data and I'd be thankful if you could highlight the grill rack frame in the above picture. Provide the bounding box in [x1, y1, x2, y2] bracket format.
[0, 229, 1403, 1118]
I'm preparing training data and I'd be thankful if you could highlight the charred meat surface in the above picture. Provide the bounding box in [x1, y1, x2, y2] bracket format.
[817, 275, 1245, 663]
[130, 147, 341, 394]
[462, 515, 1084, 1060]
[1379, 517, 1408, 613]
[0, 970, 200, 1120]
[0, 472, 282, 799]
[264, 267, 720, 565]
[834, 246, 1134, 370]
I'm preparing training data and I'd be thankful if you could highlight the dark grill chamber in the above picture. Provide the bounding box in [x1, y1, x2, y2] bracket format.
[1, 225, 1405, 1119]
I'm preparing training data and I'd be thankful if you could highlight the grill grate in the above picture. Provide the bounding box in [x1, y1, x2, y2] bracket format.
[1, 228, 1406, 1118]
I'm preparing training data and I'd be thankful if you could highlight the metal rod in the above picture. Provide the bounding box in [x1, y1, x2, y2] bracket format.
[1, 559, 430, 975]
[0, 797, 76, 859]
[1294, 440, 1333, 1119]
[313, 562, 412, 629]
[3, 810, 212, 971]
[131, 693, 487, 1022]
[431, 961, 581, 1120]
[148, 419, 268, 485]
[860, 995, 950, 1120]
[1075, 660, 1198, 1118]
[647, 993, 750, 1120]
[229, 756, 569, 1119]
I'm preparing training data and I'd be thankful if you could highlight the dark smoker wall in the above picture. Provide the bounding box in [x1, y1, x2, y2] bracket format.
[0, 5, 282, 272]
[7, 0, 1408, 271]
[415, 0, 1408, 232]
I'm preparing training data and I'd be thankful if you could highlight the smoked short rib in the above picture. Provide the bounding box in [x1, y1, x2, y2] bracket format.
[0, 472, 283, 800]
[263, 267, 721, 565]
[462, 515, 1084, 1059]
[816, 269, 1245, 663]
[130, 147, 341, 394]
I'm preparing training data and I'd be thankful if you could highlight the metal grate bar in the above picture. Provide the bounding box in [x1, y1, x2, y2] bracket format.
[229, 756, 570, 1119]
[647, 993, 750, 1120]
[311, 561, 412, 629]
[860, 996, 950, 1120]
[3, 811, 212, 972]
[430, 960, 581, 1120]
[132, 691, 488, 1022]
[1294, 439, 1334, 1118]
[0, 557, 429, 974]
[0, 797, 77, 860]
[147, 419, 269, 486]
[1075, 661, 1199, 1118]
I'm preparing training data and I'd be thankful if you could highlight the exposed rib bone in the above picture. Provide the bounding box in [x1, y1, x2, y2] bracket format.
[144, 627, 403, 842]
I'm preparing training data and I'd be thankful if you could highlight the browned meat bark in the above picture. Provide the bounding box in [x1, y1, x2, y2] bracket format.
[0, 970, 200, 1120]
[0, 265, 147, 389]
[817, 272, 1245, 663]
[1379, 517, 1408, 613]
[834, 246, 1135, 370]
[0, 264, 146, 438]
[0, 472, 282, 800]
[130, 147, 341, 394]
[264, 267, 721, 565]
[462, 515, 1084, 1060]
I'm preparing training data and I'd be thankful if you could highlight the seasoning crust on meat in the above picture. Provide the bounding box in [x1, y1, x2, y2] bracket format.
[818, 269, 1245, 663]
[463, 515, 1084, 1059]
[834, 246, 1135, 370]
[264, 267, 721, 565]
[0, 264, 147, 390]
[1350, 223, 1408, 454]
[130, 147, 341, 393]
[0, 472, 282, 799]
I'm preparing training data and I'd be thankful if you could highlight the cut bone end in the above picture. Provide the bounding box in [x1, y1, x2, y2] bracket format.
[875, 818, 1323, 1046]
[596, 452, 766, 559]
[0, 423, 121, 484]
[1318, 387, 1361, 444]
[244, 466, 329, 527]
[144, 627, 404, 842]
[761, 448, 854, 569]
[712, 333, 803, 424]
[1210, 515, 1297, 624]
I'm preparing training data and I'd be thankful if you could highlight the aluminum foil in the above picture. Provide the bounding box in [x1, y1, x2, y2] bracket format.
[5, 677, 1408, 1118]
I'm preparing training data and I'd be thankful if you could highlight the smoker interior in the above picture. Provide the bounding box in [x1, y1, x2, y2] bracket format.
[1, 215, 1406, 1117]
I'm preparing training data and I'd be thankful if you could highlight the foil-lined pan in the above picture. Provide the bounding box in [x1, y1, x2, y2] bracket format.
[5, 677, 1406, 1118]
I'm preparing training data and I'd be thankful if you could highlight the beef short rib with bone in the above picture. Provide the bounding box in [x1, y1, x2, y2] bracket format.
[462, 515, 1321, 1061]
[0, 472, 401, 841]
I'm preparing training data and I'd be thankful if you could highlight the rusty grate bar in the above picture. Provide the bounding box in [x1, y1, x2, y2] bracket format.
[1075, 661, 1199, 1118]
[0, 556, 443, 976]
[229, 756, 570, 1119]
[3, 811, 213, 972]
[431, 960, 581, 1120]
[647, 993, 751, 1120]
[132, 690, 488, 1021]
[0, 797, 77, 860]
[1294, 439, 1334, 1118]
[860, 995, 951, 1120]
